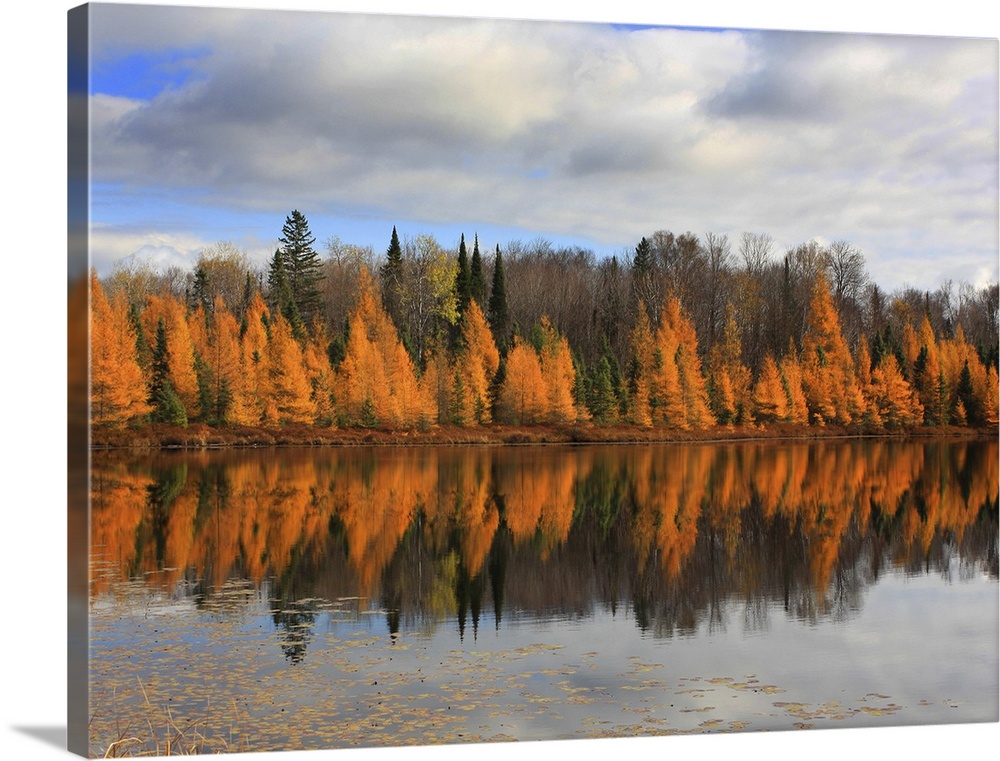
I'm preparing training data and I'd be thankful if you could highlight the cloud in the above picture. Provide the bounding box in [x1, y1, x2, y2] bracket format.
[88, 223, 277, 278]
[86, 5, 997, 290]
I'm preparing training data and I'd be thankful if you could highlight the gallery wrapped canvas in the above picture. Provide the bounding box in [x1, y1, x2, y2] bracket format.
[65, 2, 997, 760]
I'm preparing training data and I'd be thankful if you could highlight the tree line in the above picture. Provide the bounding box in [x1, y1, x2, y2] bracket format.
[91, 211, 1000, 433]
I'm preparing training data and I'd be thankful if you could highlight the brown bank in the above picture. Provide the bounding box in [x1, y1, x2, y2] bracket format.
[90, 421, 997, 449]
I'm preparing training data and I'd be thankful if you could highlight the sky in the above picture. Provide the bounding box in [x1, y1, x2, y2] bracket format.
[76, 1, 999, 294]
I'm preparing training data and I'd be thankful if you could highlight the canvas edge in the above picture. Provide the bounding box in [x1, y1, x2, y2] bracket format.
[67, 3, 91, 757]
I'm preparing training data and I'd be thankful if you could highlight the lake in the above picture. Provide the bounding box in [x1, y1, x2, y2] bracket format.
[87, 438, 998, 756]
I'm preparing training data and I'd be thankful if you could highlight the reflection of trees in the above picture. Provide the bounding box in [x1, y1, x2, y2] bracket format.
[273, 603, 317, 664]
[91, 439, 998, 637]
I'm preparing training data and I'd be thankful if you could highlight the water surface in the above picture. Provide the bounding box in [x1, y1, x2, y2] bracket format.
[88, 439, 999, 755]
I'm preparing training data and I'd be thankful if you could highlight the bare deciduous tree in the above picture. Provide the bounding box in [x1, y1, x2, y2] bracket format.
[738, 232, 774, 277]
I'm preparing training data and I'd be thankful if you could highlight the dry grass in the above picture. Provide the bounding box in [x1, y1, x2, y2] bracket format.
[90, 680, 252, 757]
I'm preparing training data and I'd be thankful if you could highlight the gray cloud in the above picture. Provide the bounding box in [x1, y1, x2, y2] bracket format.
[87, 5, 997, 290]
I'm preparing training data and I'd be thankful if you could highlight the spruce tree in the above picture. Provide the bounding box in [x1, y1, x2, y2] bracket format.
[239, 271, 255, 332]
[380, 226, 404, 329]
[278, 210, 324, 325]
[192, 264, 210, 312]
[267, 249, 304, 339]
[633, 236, 653, 275]
[129, 302, 151, 371]
[587, 356, 618, 424]
[149, 319, 188, 426]
[455, 233, 471, 315]
[956, 361, 982, 425]
[488, 244, 509, 352]
[149, 318, 170, 404]
[381, 226, 403, 285]
[598, 333, 626, 415]
[194, 353, 217, 423]
[470, 234, 486, 306]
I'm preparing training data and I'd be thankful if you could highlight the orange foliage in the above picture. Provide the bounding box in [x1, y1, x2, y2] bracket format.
[142, 292, 200, 415]
[709, 310, 753, 424]
[498, 337, 547, 424]
[648, 304, 685, 427]
[869, 354, 923, 428]
[337, 269, 424, 428]
[629, 446, 706, 578]
[800, 273, 864, 425]
[780, 351, 810, 425]
[640, 299, 715, 429]
[495, 449, 577, 558]
[667, 299, 715, 429]
[753, 354, 788, 422]
[452, 301, 501, 425]
[536, 317, 579, 424]
[301, 331, 336, 427]
[264, 313, 317, 425]
[627, 307, 655, 427]
[90, 271, 152, 427]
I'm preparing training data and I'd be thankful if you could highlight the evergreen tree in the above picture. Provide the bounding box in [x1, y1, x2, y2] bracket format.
[278, 210, 324, 325]
[587, 356, 618, 424]
[489, 355, 507, 423]
[455, 233, 471, 315]
[598, 333, 626, 415]
[192, 264, 210, 313]
[239, 271, 255, 333]
[956, 361, 982, 425]
[128, 301, 151, 371]
[267, 249, 304, 339]
[633, 236, 653, 275]
[470, 234, 486, 306]
[380, 226, 405, 329]
[382, 226, 403, 280]
[149, 318, 188, 426]
[149, 318, 171, 404]
[194, 352, 215, 422]
[488, 245, 510, 351]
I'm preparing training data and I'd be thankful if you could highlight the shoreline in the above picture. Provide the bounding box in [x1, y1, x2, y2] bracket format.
[89, 421, 998, 450]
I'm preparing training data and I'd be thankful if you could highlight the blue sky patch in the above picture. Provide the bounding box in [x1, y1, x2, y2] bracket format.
[91, 47, 211, 99]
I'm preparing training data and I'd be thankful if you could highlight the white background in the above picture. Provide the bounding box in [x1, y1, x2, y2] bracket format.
[2, 2, 997, 760]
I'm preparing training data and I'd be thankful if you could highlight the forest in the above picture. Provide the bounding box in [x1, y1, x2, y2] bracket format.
[87, 211, 1000, 440]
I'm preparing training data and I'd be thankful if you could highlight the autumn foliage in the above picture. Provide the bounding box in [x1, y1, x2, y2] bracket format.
[88, 250, 997, 435]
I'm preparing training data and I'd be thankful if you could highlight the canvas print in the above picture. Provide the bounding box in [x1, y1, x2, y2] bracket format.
[67, 2, 999, 758]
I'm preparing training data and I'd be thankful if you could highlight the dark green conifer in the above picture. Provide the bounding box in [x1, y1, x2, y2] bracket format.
[488, 244, 509, 352]
[149, 319, 188, 427]
[267, 249, 304, 339]
[632, 236, 653, 275]
[470, 234, 486, 306]
[380, 226, 405, 329]
[956, 361, 982, 425]
[278, 210, 324, 325]
[455, 233, 471, 315]
[192, 264, 210, 312]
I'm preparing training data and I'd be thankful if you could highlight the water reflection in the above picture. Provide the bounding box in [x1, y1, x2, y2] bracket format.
[91, 439, 998, 652]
